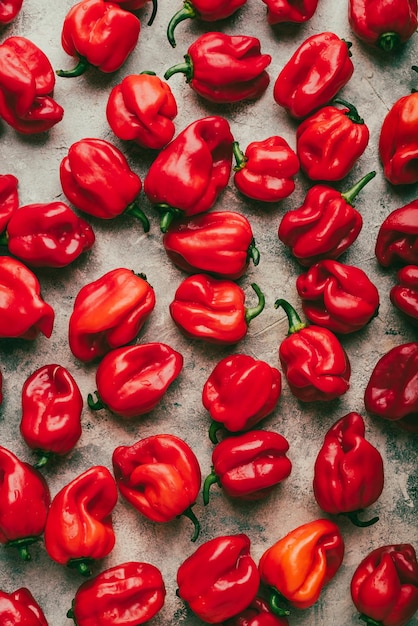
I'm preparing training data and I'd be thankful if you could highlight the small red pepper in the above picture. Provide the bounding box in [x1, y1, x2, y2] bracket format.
[20, 364, 83, 469]
[68, 268, 156, 362]
[164, 32, 271, 103]
[67, 561, 166, 626]
[232, 136, 300, 202]
[261, 0, 318, 24]
[273, 32, 354, 119]
[295, 259, 380, 334]
[0, 173, 19, 233]
[274, 299, 351, 401]
[222, 596, 289, 626]
[0, 0, 23, 23]
[44, 465, 118, 576]
[177, 533, 260, 623]
[0, 445, 51, 561]
[350, 544, 418, 626]
[56, 0, 141, 78]
[109, 0, 158, 25]
[278, 171, 375, 266]
[112, 434, 201, 541]
[313, 411, 384, 527]
[0, 588, 48, 626]
[170, 274, 265, 344]
[87, 342, 183, 418]
[390, 265, 418, 325]
[296, 99, 370, 181]
[375, 201, 418, 267]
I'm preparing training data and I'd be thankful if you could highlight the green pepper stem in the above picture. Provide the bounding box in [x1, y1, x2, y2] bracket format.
[167, 1, 197, 48]
[34, 451, 52, 469]
[345, 510, 380, 528]
[68, 557, 93, 577]
[157, 204, 183, 233]
[0, 231, 8, 246]
[208, 421, 221, 444]
[359, 613, 381, 626]
[87, 391, 105, 411]
[7, 536, 39, 561]
[341, 171, 376, 206]
[333, 98, 364, 124]
[164, 55, 193, 82]
[67, 601, 76, 622]
[268, 588, 291, 617]
[146, 0, 158, 26]
[202, 469, 220, 506]
[232, 141, 248, 171]
[56, 57, 90, 78]
[378, 32, 401, 52]
[245, 283, 265, 325]
[126, 200, 150, 233]
[274, 299, 306, 334]
[181, 505, 201, 542]
[248, 238, 260, 267]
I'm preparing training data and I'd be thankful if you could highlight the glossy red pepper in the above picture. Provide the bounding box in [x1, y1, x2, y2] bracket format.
[67, 561, 166, 626]
[44, 465, 118, 576]
[375, 201, 418, 267]
[177, 533, 260, 623]
[0, 173, 18, 232]
[20, 364, 83, 469]
[163, 211, 260, 279]
[222, 596, 289, 626]
[273, 32, 354, 119]
[164, 32, 271, 103]
[0, 256, 54, 340]
[106, 72, 177, 150]
[274, 299, 351, 401]
[87, 342, 183, 418]
[351, 544, 418, 626]
[1, 201, 95, 268]
[348, 0, 418, 51]
[170, 274, 265, 344]
[0, 36, 64, 134]
[0, 588, 48, 626]
[68, 268, 156, 362]
[0, 445, 50, 561]
[278, 171, 375, 266]
[144, 116, 233, 232]
[232, 136, 300, 202]
[261, 0, 318, 23]
[295, 259, 380, 334]
[0, 0, 23, 23]
[112, 434, 201, 541]
[56, 0, 141, 77]
[391, 265, 418, 325]
[296, 99, 370, 181]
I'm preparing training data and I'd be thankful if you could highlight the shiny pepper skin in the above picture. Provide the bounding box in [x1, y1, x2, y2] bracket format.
[0, 173, 19, 232]
[391, 265, 418, 325]
[0, 0, 23, 24]
[222, 596, 289, 626]
[0, 587, 48, 626]
[375, 200, 418, 267]
[261, 0, 318, 24]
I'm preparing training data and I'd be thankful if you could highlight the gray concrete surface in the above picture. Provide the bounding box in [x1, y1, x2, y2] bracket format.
[0, 0, 417, 624]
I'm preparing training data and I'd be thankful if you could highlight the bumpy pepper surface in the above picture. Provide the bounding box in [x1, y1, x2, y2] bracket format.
[375, 201, 418, 267]
[390, 265, 418, 325]
[348, 0, 418, 51]
[261, 0, 318, 24]
[0, 587, 48, 626]
[0, 0, 23, 23]
[222, 596, 289, 625]
[0, 173, 18, 232]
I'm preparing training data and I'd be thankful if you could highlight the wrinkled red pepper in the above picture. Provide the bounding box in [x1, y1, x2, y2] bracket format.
[163, 210, 260, 279]
[0, 0, 23, 23]
[170, 274, 265, 344]
[56, 0, 141, 77]
[296, 99, 370, 181]
[261, 0, 318, 24]
[0, 36, 64, 134]
[87, 342, 183, 418]
[0, 445, 50, 561]
[348, 0, 418, 51]
[68, 268, 156, 362]
[351, 544, 418, 626]
[391, 265, 418, 325]
[0, 256, 55, 340]
[203, 429, 292, 503]
[112, 434, 201, 541]
[67, 561, 166, 626]
[177, 533, 260, 623]
[375, 201, 418, 267]
[278, 171, 375, 266]
[295, 259, 380, 334]
[274, 299, 351, 401]
[222, 596, 289, 626]
[164, 32, 271, 103]
[44, 465, 118, 576]
[0, 588, 48, 626]
[0, 173, 19, 233]
[232, 136, 300, 202]
[273, 31, 354, 119]
[20, 364, 83, 469]
[144, 116, 233, 232]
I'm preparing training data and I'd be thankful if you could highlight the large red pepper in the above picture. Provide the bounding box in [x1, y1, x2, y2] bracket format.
[177, 533, 260, 623]
[112, 434, 201, 541]
[68, 268, 156, 362]
[170, 274, 265, 344]
[87, 342, 183, 419]
[163, 211, 260, 280]
[222, 596, 289, 626]
[0, 445, 51, 561]
[278, 171, 375, 266]
[0, 0, 23, 23]
[350, 544, 418, 626]
[0, 256, 54, 340]
[261, 0, 318, 23]
[0, 173, 19, 233]
[20, 364, 83, 469]
[295, 259, 380, 334]
[0, 588, 48, 626]
[375, 201, 418, 267]
[44, 465, 118, 576]
[391, 265, 418, 325]
[164, 32, 271, 103]
[67, 561, 166, 626]
[274, 299, 351, 401]
[144, 116, 233, 232]
[348, 0, 418, 51]
[0, 36, 64, 134]
[273, 32, 354, 119]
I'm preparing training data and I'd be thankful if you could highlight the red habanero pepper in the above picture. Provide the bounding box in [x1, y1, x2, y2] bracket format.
[0, 0, 23, 24]
[177, 533, 260, 623]
[87, 342, 183, 419]
[274, 299, 351, 401]
[112, 434, 201, 541]
[109, 0, 158, 26]
[164, 32, 271, 103]
[391, 265, 418, 325]
[68, 268, 156, 362]
[56, 0, 141, 78]
[351, 544, 418, 626]
[0, 588, 48, 626]
[20, 364, 83, 469]
[0, 173, 18, 233]
[278, 171, 375, 266]
[67, 561, 166, 626]
[261, 0, 318, 24]
[222, 596, 289, 626]
[375, 201, 418, 267]
[169, 274, 265, 344]
[232, 136, 300, 202]
[0, 445, 50, 561]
